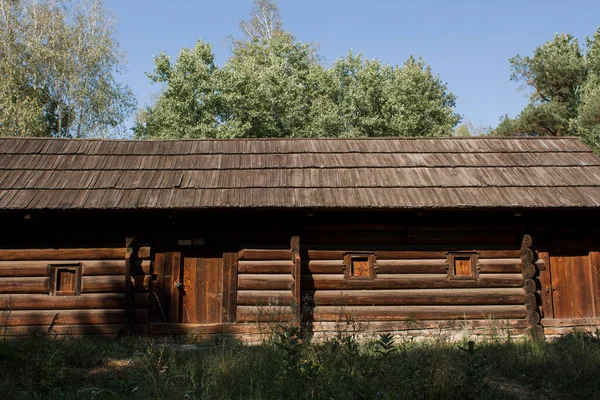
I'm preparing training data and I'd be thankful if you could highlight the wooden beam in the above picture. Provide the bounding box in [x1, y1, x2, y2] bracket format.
[291, 236, 301, 327]
[124, 238, 134, 335]
[520, 234, 543, 339]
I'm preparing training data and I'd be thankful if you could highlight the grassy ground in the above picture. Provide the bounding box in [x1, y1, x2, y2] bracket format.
[1, 327, 600, 399]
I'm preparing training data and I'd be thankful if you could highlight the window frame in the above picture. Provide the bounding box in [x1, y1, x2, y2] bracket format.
[48, 263, 82, 296]
[343, 253, 377, 280]
[446, 252, 479, 280]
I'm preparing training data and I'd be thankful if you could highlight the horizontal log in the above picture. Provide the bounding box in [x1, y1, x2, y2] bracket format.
[238, 249, 292, 260]
[534, 259, 546, 271]
[0, 248, 127, 261]
[0, 259, 150, 277]
[478, 259, 522, 273]
[0, 309, 148, 327]
[301, 274, 524, 290]
[0, 277, 48, 294]
[307, 250, 521, 261]
[376, 259, 448, 274]
[308, 250, 447, 260]
[148, 322, 265, 335]
[541, 318, 600, 327]
[308, 288, 526, 306]
[304, 258, 524, 275]
[0, 293, 149, 310]
[237, 274, 294, 290]
[237, 290, 294, 306]
[238, 260, 293, 274]
[0, 324, 130, 336]
[311, 319, 530, 332]
[82, 275, 151, 293]
[236, 306, 295, 322]
[136, 246, 152, 260]
[312, 305, 527, 321]
[302, 260, 344, 274]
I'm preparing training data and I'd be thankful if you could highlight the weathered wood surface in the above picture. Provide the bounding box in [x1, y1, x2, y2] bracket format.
[0, 309, 148, 326]
[590, 251, 600, 317]
[311, 305, 527, 321]
[238, 260, 294, 274]
[0, 259, 148, 277]
[238, 249, 292, 260]
[307, 288, 525, 306]
[0, 324, 136, 336]
[0, 248, 127, 261]
[0, 293, 148, 310]
[0, 277, 48, 293]
[148, 322, 265, 335]
[300, 274, 523, 290]
[237, 274, 295, 290]
[304, 258, 523, 274]
[237, 290, 294, 306]
[306, 249, 521, 260]
[311, 319, 530, 332]
[236, 306, 296, 322]
[81, 275, 151, 293]
[222, 252, 238, 323]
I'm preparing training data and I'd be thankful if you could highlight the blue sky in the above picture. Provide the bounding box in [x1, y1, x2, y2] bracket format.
[105, 0, 600, 132]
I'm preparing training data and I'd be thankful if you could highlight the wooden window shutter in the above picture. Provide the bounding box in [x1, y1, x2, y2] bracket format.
[48, 264, 82, 296]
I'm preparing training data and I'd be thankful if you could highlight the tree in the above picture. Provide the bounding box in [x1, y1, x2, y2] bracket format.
[239, 0, 283, 43]
[137, 0, 460, 139]
[134, 40, 221, 139]
[494, 27, 600, 152]
[0, 0, 136, 138]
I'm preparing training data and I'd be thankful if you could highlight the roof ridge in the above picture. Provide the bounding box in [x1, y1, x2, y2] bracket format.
[0, 136, 585, 142]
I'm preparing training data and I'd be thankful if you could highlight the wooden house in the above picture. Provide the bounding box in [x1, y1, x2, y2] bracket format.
[1, 136, 600, 339]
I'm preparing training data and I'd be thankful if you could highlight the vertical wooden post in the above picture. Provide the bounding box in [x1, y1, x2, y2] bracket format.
[125, 237, 135, 335]
[291, 236, 301, 327]
[521, 234, 543, 339]
[222, 252, 238, 323]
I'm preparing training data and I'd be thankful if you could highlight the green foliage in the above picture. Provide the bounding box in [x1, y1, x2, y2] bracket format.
[0, 332, 598, 399]
[495, 27, 600, 153]
[136, 0, 460, 139]
[4, 332, 600, 399]
[0, 0, 136, 138]
[376, 333, 397, 355]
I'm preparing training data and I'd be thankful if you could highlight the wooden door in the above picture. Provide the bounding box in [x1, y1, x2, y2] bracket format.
[180, 251, 223, 323]
[542, 252, 598, 319]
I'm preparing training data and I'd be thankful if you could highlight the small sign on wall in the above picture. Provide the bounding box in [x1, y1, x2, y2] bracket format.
[177, 238, 205, 246]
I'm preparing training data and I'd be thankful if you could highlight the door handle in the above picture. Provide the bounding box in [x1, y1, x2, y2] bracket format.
[175, 282, 183, 289]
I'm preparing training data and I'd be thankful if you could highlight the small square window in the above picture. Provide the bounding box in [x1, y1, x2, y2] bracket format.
[344, 253, 376, 280]
[48, 264, 82, 296]
[446, 252, 478, 280]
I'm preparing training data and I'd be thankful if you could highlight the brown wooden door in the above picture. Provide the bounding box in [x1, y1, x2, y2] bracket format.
[545, 252, 597, 319]
[180, 251, 223, 323]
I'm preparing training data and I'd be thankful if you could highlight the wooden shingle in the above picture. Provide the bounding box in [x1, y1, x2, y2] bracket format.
[0, 137, 599, 210]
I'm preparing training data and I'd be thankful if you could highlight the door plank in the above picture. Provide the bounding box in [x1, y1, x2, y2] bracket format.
[538, 252, 553, 319]
[550, 254, 573, 318]
[590, 252, 600, 317]
[568, 254, 594, 318]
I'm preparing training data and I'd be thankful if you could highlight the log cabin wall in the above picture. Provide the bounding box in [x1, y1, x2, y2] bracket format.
[0, 245, 151, 337]
[1, 208, 599, 339]
[297, 212, 531, 337]
[236, 247, 296, 323]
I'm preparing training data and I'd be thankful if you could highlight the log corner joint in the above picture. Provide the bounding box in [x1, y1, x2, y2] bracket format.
[521, 234, 543, 339]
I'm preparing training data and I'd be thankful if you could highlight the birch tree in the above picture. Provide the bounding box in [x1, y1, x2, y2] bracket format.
[0, 0, 136, 137]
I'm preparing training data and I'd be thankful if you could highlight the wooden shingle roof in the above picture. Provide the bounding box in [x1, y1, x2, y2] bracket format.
[0, 137, 599, 210]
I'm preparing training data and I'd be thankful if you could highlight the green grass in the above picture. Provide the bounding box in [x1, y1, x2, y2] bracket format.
[1, 327, 600, 399]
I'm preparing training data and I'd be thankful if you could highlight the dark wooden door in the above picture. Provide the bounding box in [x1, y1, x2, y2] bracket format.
[544, 252, 597, 319]
[180, 251, 223, 323]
